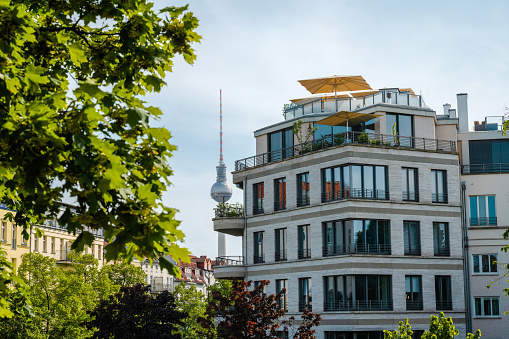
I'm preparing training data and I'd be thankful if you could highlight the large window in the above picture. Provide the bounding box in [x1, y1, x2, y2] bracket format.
[433, 222, 450, 256]
[269, 128, 293, 161]
[275, 228, 287, 261]
[431, 170, 447, 203]
[473, 254, 497, 274]
[403, 221, 420, 256]
[405, 276, 422, 310]
[276, 279, 288, 311]
[253, 232, 264, 263]
[386, 113, 413, 147]
[474, 297, 500, 317]
[469, 139, 509, 167]
[298, 278, 312, 311]
[297, 172, 310, 206]
[322, 165, 388, 202]
[402, 168, 418, 201]
[298, 225, 310, 259]
[469, 195, 496, 226]
[274, 178, 286, 211]
[323, 275, 392, 311]
[435, 276, 452, 310]
[253, 183, 264, 214]
[323, 220, 390, 256]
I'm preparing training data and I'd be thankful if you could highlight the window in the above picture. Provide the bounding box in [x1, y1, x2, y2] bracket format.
[91, 244, 95, 257]
[276, 331, 289, 339]
[11, 224, 16, 249]
[298, 225, 310, 259]
[433, 222, 450, 256]
[473, 254, 497, 274]
[253, 232, 264, 263]
[274, 178, 286, 211]
[402, 168, 418, 201]
[34, 235, 39, 252]
[269, 128, 293, 161]
[322, 165, 388, 202]
[51, 237, 55, 253]
[274, 228, 287, 261]
[403, 221, 420, 255]
[324, 275, 392, 311]
[470, 195, 496, 225]
[435, 276, 452, 310]
[21, 227, 27, 245]
[42, 236, 47, 252]
[469, 139, 509, 173]
[386, 113, 413, 147]
[322, 220, 390, 256]
[297, 172, 310, 206]
[276, 279, 288, 311]
[325, 332, 383, 339]
[98, 245, 102, 260]
[1, 222, 6, 241]
[60, 239, 64, 259]
[405, 276, 422, 310]
[474, 297, 500, 317]
[298, 278, 312, 311]
[431, 170, 447, 203]
[253, 183, 264, 214]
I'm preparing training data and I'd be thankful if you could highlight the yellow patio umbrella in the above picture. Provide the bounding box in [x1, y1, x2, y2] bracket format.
[298, 75, 372, 111]
[316, 111, 381, 130]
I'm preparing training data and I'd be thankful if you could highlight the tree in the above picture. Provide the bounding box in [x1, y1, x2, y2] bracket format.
[200, 280, 321, 339]
[101, 260, 147, 288]
[84, 283, 187, 339]
[173, 282, 211, 339]
[0, 0, 201, 311]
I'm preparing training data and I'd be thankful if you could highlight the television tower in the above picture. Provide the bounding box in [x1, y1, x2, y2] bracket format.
[210, 90, 232, 257]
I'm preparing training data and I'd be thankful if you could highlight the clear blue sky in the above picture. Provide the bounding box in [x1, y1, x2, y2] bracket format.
[145, 0, 509, 259]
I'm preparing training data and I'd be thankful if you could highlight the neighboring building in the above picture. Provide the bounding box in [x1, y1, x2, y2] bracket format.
[213, 78, 467, 338]
[0, 202, 105, 271]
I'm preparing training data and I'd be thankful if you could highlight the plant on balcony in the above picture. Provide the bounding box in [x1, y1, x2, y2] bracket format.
[214, 202, 244, 218]
[293, 119, 316, 155]
[358, 131, 369, 144]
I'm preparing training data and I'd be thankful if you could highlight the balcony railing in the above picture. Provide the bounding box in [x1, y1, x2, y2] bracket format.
[150, 283, 174, 293]
[253, 255, 265, 264]
[297, 194, 310, 207]
[470, 217, 497, 226]
[431, 193, 448, 204]
[406, 299, 423, 310]
[214, 256, 245, 266]
[434, 246, 450, 257]
[274, 200, 286, 211]
[275, 250, 287, 261]
[253, 205, 264, 215]
[402, 191, 419, 202]
[235, 131, 456, 171]
[214, 204, 244, 218]
[322, 188, 388, 202]
[298, 249, 311, 259]
[323, 244, 391, 256]
[462, 163, 509, 174]
[298, 301, 312, 312]
[404, 245, 421, 256]
[323, 300, 393, 312]
[277, 299, 289, 312]
[436, 300, 453, 310]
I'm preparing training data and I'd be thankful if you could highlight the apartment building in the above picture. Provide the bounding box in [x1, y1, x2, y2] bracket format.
[213, 77, 466, 339]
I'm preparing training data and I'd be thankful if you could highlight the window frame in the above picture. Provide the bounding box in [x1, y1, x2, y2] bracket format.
[1, 222, 6, 242]
[274, 178, 286, 211]
[276, 279, 288, 311]
[275, 228, 287, 261]
[402, 167, 419, 201]
[298, 225, 310, 259]
[252, 182, 264, 215]
[435, 275, 452, 310]
[474, 296, 500, 317]
[403, 221, 421, 256]
[469, 195, 496, 226]
[431, 170, 448, 203]
[472, 254, 498, 274]
[298, 277, 312, 312]
[297, 172, 310, 207]
[405, 275, 423, 310]
[433, 222, 450, 256]
[253, 231, 264, 263]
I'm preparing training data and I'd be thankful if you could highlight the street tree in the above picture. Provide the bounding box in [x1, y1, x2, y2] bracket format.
[101, 260, 147, 288]
[173, 282, 211, 339]
[0, 0, 201, 312]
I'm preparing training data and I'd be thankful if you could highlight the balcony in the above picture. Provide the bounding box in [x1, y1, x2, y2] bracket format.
[470, 217, 497, 226]
[462, 163, 509, 174]
[235, 131, 456, 172]
[322, 188, 388, 202]
[213, 204, 244, 237]
[283, 90, 427, 120]
[213, 256, 245, 279]
[150, 283, 174, 293]
[323, 300, 393, 312]
[322, 244, 391, 257]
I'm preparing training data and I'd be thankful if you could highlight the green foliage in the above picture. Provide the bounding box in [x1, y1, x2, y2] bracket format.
[0, 0, 201, 311]
[292, 119, 316, 144]
[174, 282, 211, 339]
[384, 319, 414, 339]
[101, 260, 147, 288]
[214, 202, 243, 218]
[0, 248, 25, 318]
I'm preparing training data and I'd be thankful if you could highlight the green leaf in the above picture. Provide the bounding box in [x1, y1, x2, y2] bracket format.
[69, 42, 87, 66]
[71, 231, 95, 252]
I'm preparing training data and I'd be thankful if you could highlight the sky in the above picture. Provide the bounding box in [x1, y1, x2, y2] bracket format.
[144, 0, 509, 259]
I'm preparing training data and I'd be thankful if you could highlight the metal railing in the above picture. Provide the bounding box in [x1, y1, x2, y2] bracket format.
[253, 255, 265, 264]
[436, 300, 453, 310]
[462, 163, 509, 174]
[277, 300, 289, 312]
[322, 244, 391, 256]
[298, 301, 312, 312]
[470, 217, 497, 226]
[275, 250, 287, 261]
[322, 188, 388, 202]
[253, 205, 264, 215]
[150, 284, 174, 293]
[323, 300, 393, 311]
[297, 194, 310, 207]
[404, 245, 421, 256]
[235, 131, 456, 171]
[214, 256, 245, 266]
[298, 249, 311, 259]
[434, 246, 451, 257]
[406, 299, 423, 310]
[274, 200, 286, 211]
[402, 191, 419, 202]
[431, 193, 448, 204]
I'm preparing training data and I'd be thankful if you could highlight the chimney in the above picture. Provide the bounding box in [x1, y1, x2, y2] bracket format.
[443, 103, 451, 116]
[457, 93, 469, 133]
[449, 109, 456, 118]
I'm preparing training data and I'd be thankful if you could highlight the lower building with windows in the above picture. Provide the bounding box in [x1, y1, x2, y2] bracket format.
[213, 78, 467, 338]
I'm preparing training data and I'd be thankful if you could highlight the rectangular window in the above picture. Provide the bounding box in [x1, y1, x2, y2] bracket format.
[403, 221, 421, 255]
[402, 168, 418, 201]
[473, 254, 498, 274]
[51, 237, 55, 253]
[469, 195, 496, 225]
[298, 278, 312, 311]
[21, 227, 27, 245]
[42, 236, 47, 252]
[324, 275, 392, 311]
[431, 170, 447, 203]
[60, 239, 64, 259]
[275, 228, 287, 261]
[386, 113, 414, 148]
[433, 222, 450, 256]
[298, 225, 310, 259]
[1, 222, 6, 241]
[276, 331, 289, 339]
[11, 224, 16, 249]
[405, 276, 422, 310]
[474, 297, 500, 317]
[274, 178, 286, 211]
[269, 128, 294, 162]
[34, 235, 39, 252]
[297, 172, 310, 206]
[253, 232, 264, 263]
[469, 139, 509, 173]
[276, 279, 288, 311]
[98, 245, 102, 260]
[322, 165, 388, 202]
[435, 276, 452, 310]
[322, 220, 390, 256]
[253, 183, 264, 214]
